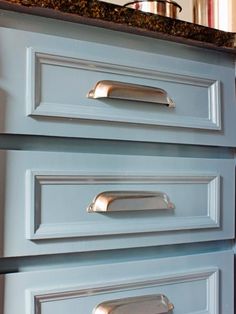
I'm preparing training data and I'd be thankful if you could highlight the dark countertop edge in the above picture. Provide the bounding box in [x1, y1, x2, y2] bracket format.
[0, 0, 235, 55]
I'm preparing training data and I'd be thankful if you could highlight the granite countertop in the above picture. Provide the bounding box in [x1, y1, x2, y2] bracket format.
[0, 0, 235, 53]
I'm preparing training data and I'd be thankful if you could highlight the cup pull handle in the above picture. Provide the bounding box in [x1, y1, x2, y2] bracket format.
[93, 294, 174, 314]
[87, 80, 175, 108]
[87, 191, 175, 212]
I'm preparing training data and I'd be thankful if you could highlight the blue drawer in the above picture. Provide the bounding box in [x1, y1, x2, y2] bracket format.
[2, 249, 233, 314]
[0, 25, 235, 146]
[1, 150, 234, 257]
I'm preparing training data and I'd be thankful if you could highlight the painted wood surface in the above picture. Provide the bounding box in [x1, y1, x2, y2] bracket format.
[1, 250, 233, 314]
[0, 149, 234, 257]
[0, 21, 235, 146]
[0, 9, 234, 314]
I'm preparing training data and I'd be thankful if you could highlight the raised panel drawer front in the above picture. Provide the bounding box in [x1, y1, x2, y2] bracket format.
[0, 26, 236, 146]
[1, 250, 234, 314]
[0, 150, 234, 257]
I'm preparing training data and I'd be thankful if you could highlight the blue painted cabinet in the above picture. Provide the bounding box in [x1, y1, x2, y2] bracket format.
[0, 7, 234, 314]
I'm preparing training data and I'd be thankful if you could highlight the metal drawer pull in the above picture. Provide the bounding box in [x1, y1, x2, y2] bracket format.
[93, 294, 174, 314]
[87, 80, 175, 108]
[87, 191, 175, 212]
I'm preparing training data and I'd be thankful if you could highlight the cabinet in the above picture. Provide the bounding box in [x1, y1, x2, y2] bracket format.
[0, 7, 234, 314]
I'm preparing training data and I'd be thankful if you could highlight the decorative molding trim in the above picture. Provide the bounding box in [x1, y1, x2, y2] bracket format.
[26, 268, 219, 314]
[26, 47, 221, 130]
[25, 170, 220, 240]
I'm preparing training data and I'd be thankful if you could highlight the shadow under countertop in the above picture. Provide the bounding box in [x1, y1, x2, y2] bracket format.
[0, 0, 236, 53]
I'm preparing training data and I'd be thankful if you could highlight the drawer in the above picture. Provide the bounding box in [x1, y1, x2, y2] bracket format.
[0, 25, 236, 146]
[0, 149, 234, 257]
[1, 250, 234, 314]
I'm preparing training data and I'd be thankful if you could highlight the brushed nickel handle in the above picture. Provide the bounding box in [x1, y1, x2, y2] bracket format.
[87, 80, 175, 108]
[93, 294, 174, 314]
[87, 191, 175, 212]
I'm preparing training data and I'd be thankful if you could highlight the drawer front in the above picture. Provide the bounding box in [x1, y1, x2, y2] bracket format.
[1, 150, 234, 257]
[0, 27, 235, 146]
[1, 250, 234, 314]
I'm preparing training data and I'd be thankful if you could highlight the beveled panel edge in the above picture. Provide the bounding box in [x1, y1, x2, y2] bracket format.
[25, 170, 220, 241]
[26, 47, 221, 131]
[25, 267, 219, 314]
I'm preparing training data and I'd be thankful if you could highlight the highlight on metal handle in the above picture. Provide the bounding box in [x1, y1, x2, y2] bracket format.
[87, 191, 175, 212]
[87, 80, 175, 108]
[93, 294, 174, 314]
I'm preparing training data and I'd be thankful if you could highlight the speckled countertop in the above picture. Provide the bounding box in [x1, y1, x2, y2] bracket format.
[0, 0, 235, 53]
